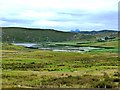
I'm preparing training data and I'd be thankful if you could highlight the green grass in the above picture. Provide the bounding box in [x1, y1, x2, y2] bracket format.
[1, 27, 119, 88]
[2, 27, 118, 43]
[2, 40, 119, 88]
[2, 27, 76, 43]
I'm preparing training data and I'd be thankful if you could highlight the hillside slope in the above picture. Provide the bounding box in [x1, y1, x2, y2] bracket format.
[2, 27, 118, 43]
[2, 27, 76, 43]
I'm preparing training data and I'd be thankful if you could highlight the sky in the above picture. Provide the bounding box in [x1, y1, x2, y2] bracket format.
[0, 0, 119, 31]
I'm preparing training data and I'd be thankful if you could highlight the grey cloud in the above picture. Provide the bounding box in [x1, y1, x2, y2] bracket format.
[1, 18, 33, 24]
[85, 11, 118, 29]
[58, 12, 87, 17]
[1, 8, 117, 31]
[49, 11, 89, 22]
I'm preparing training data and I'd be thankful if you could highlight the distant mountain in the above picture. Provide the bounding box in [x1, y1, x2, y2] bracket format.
[71, 29, 80, 33]
[79, 30, 118, 34]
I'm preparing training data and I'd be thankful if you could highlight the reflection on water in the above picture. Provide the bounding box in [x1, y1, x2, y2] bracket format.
[12, 43, 37, 47]
[39, 47, 99, 52]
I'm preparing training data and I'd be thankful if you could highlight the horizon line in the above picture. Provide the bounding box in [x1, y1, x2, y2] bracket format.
[1, 26, 118, 32]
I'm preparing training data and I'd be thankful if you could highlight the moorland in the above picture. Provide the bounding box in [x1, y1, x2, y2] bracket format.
[1, 27, 120, 89]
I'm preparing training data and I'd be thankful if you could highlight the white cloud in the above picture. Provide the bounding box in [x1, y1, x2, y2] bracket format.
[32, 20, 77, 29]
[0, 0, 119, 31]
[0, 0, 118, 11]
[20, 11, 56, 20]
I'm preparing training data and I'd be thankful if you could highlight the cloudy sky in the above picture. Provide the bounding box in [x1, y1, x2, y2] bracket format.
[0, 0, 119, 31]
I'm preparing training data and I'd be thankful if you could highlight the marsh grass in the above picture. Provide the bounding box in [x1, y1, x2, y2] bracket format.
[2, 40, 119, 88]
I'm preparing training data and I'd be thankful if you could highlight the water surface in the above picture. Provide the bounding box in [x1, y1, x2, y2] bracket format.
[12, 43, 100, 52]
[12, 43, 37, 47]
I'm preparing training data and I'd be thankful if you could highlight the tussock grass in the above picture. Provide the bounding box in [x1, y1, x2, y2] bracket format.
[2, 41, 119, 88]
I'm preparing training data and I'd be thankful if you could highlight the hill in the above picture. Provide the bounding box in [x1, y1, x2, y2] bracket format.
[2, 27, 76, 43]
[2, 27, 118, 43]
[75, 30, 117, 34]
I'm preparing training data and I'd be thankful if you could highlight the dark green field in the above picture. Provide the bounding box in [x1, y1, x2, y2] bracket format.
[2, 27, 118, 43]
[1, 27, 120, 89]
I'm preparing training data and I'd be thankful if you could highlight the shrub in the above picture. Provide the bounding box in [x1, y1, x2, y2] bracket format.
[94, 81, 113, 88]
[113, 72, 120, 76]
[113, 78, 120, 82]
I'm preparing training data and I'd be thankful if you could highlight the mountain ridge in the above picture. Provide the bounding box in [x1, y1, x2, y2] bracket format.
[2, 27, 118, 43]
[2, 27, 118, 32]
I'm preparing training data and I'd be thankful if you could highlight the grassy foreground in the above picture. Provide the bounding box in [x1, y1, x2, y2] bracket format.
[2, 40, 120, 89]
